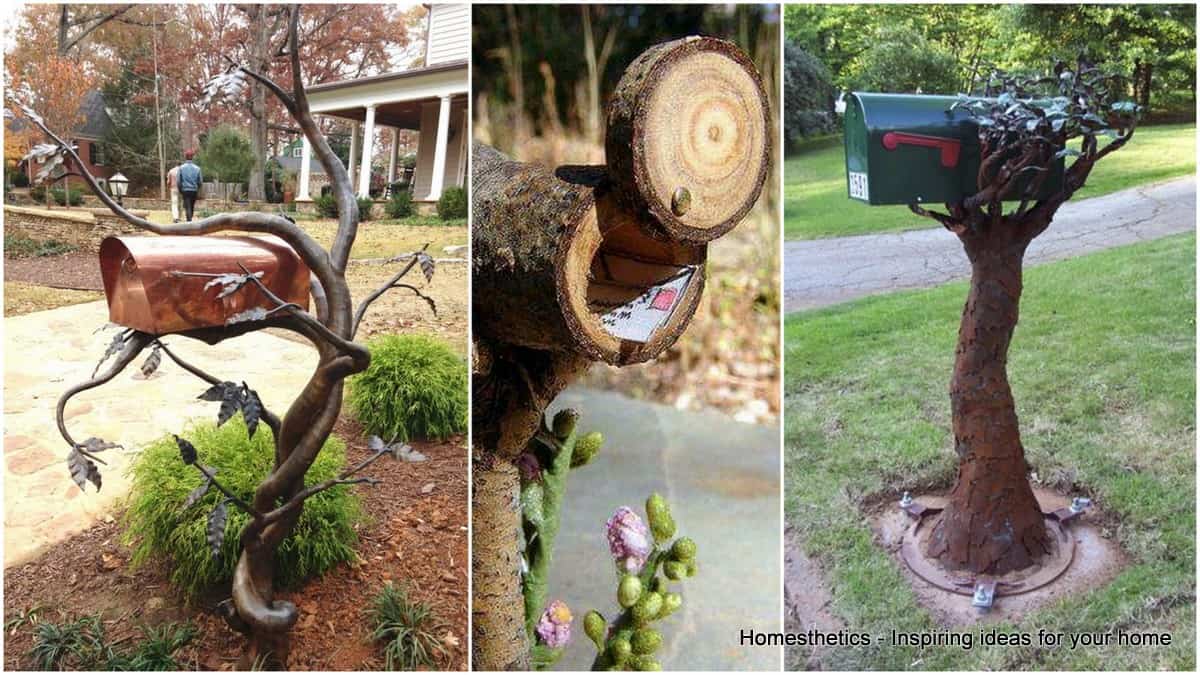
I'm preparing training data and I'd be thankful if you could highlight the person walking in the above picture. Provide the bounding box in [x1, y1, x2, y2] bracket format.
[166, 163, 181, 223]
[177, 149, 202, 222]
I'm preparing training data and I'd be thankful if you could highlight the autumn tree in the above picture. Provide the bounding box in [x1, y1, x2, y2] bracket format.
[909, 56, 1139, 574]
[13, 6, 438, 667]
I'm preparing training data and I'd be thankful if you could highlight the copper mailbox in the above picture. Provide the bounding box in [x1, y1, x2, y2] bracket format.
[99, 235, 310, 335]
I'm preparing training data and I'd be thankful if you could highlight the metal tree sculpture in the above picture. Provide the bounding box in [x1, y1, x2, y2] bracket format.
[14, 7, 437, 667]
[909, 56, 1139, 574]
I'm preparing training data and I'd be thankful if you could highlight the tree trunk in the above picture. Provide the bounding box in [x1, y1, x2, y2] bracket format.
[247, 6, 269, 203]
[471, 455, 529, 671]
[926, 237, 1050, 575]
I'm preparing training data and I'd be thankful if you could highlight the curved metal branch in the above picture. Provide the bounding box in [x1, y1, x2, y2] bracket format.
[56, 332, 155, 450]
[351, 244, 431, 338]
[194, 462, 262, 519]
[261, 446, 390, 525]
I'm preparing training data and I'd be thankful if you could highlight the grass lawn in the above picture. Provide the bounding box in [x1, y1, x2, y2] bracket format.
[784, 123, 1196, 240]
[784, 233, 1195, 670]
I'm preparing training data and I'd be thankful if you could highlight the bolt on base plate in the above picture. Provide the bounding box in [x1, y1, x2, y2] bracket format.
[897, 501, 1077, 612]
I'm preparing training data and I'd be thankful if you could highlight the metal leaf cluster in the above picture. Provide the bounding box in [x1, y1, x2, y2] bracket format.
[67, 448, 101, 491]
[368, 434, 427, 462]
[66, 438, 119, 492]
[201, 67, 248, 107]
[950, 54, 1139, 158]
[199, 381, 265, 437]
[204, 271, 264, 299]
[22, 142, 77, 184]
[93, 329, 133, 377]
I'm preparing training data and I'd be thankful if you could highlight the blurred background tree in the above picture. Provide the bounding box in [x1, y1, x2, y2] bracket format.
[783, 3, 1196, 140]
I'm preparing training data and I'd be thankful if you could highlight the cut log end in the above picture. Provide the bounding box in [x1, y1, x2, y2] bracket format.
[606, 36, 771, 243]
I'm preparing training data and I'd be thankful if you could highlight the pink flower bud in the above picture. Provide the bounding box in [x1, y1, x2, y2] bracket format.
[606, 506, 651, 573]
[515, 452, 542, 482]
[535, 600, 572, 648]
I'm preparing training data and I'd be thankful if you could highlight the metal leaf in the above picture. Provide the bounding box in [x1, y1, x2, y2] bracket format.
[67, 449, 102, 492]
[174, 435, 198, 466]
[226, 307, 268, 325]
[204, 271, 263, 300]
[241, 384, 262, 438]
[199, 381, 239, 402]
[217, 397, 240, 426]
[207, 499, 229, 560]
[93, 330, 130, 377]
[416, 252, 435, 282]
[182, 471, 216, 510]
[140, 345, 162, 377]
[79, 437, 121, 454]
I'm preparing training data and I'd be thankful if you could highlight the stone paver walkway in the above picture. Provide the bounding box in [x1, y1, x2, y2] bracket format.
[784, 177, 1196, 312]
[4, 300, 316, 567]
[545, 387, 780, 671]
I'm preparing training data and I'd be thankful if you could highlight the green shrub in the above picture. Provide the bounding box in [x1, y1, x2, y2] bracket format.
[51, 188, 84, 206]
[358, 196, 375, 221]
[314, 193, 338, 218]
[350, 334, 467, 442]
[123, 417, 362, 598]
[436, 187, 467, 220]
[27, 615, 195, 671]
[30, 185, 45, 202]
[385, 190, 414, 219]
[368, 583, 445, 670]
[12, 170, 29, 188]
[28, 615, 110, 670]
[5, 234, 78, 258]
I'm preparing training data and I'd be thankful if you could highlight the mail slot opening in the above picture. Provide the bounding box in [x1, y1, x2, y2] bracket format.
[560, 193, 706, 346]
[99, 235, 311, 336]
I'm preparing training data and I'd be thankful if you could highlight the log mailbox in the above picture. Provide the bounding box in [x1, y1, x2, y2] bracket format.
[473, 36, 771, 367]
[844, 93, 1064, 205]
[99, 235, 310, 335]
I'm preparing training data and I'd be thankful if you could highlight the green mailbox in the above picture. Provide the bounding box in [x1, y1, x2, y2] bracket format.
[844, 92, 1063, 206]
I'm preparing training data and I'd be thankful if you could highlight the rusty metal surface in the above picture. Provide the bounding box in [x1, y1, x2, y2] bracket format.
[99, 235, 310, 335]
[899, 509, 1076, 598]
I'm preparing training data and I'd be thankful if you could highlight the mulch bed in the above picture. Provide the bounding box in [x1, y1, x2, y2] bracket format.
[3, 417, 468, 671]
[3, 253, 105, 291]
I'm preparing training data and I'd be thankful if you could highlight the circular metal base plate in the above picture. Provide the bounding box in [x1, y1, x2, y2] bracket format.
[900, 510, 1076, 597]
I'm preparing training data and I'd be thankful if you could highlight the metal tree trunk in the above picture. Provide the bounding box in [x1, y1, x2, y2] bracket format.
[925, 236, 1051, 575]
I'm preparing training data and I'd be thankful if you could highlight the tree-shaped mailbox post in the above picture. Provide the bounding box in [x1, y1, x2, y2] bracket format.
[843, 56, 1139, 609]
[14, 7, 438, 668]
[472, 37, 770, 670]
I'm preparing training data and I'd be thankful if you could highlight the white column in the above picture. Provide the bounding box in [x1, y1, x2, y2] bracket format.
[428, 95, 452, 200]
[357, 105, 376, 198]
[297, 133, 313, 201]
[347, 121, 360, 190]
[387, 127, 399, 186]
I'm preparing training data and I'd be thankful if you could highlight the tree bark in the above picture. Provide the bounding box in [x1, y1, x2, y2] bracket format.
[926, 229, 1051, 575]
[471, 455, 529, 671]
[472, 142, 707, 367]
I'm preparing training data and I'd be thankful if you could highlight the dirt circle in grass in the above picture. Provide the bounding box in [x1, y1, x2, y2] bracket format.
[872, 488, 1129, 627]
